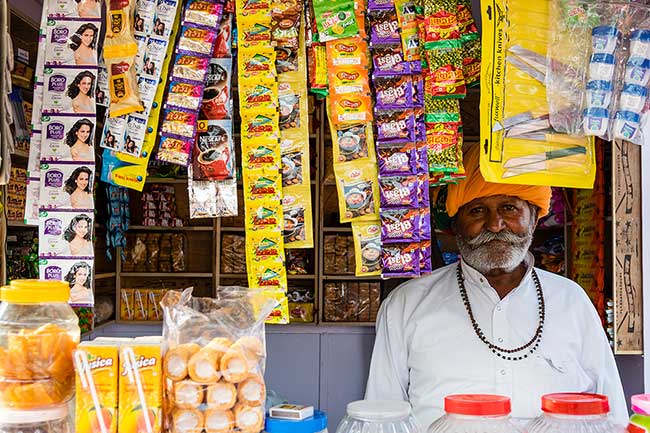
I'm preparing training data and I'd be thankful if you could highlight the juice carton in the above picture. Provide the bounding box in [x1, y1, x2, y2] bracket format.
[133, 289, 148, 321]
[118, 338, 163, 433]
[121, 289, 135, 321]
[75, 341, 119, 433]
[147, 290, 165, 321]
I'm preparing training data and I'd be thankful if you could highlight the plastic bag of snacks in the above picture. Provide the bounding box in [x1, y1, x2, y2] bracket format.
[161, 287, 278, 433]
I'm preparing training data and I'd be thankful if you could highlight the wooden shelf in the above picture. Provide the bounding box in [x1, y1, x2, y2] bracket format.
[323, 227, 351, 233]
[6, 220, 36, 228]
[115, 320, 162, 325]
[89, 319, 115, 333]
[128, 225, 213, 232]
[220, 226, 245, 232]
[145, 178, 186, 184]
[95, 272, 116, 280]
[11, 149, 29, 158]
[120, 272, 213, 278]
[219, 273, 315, 280]
[323, 275, 381, 281]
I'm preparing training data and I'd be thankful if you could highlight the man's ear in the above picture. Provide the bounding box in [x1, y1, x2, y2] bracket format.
[450, 216, 457, 234]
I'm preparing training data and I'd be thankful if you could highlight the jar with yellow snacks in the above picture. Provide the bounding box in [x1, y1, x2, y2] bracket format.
[0, 280, 80, 409]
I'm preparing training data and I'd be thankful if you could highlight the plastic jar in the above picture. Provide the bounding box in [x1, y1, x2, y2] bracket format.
[0, 280, 80, 409]
[266, 411, 328, 433]
[526, 393, 624, 433]
[336, 400, 421, 433]
[0, 404, 71, 433]
[630, 395, 650, 432]
[428, 394, 521, 433]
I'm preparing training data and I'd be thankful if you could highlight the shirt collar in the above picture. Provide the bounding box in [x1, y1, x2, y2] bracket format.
[460, 252, 536, 299]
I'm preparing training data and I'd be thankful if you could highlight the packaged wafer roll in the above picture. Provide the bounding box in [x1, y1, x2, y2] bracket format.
[173, 380, 205, 409]
[188, 346, 222, 383]
[164, 343, 201, 381]
[171, 408, 204, 433]
[204, 409, 235, 433]
[234, 403, 265, 433]
[236, 375, 265, 407]
[206, 381, 237, 410]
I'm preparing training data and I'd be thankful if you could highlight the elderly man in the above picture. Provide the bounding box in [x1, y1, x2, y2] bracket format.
[365, 144, 627, 427]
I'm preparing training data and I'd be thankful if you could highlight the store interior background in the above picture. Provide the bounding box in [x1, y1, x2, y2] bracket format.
[4, 0, 645, 429]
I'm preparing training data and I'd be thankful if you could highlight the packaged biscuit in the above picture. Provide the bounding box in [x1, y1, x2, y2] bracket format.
[240, 109, 280, 142]
[237, 16, 273, 48]
[75, 342, 119, 433]
[118, 340, 163, 433]
[183, 0, 223, 29]
[334, 160, 380, 223]
[173, 54, 211, 82]
[351, 220, 382, 276]
[133, 289, 148, 321]
[237, 46, 277, 79]
[161, 109, 199, 139]
[147, 289, 164, 321]
[177, 26, 218, 56]
[165, 82, 203, 111]
[331, 122, 376, 163]
[282, 185, 313, 248]
[245, 198, 283, 232]
[157, 135, 193, 166]
[243, 167, 282, 201]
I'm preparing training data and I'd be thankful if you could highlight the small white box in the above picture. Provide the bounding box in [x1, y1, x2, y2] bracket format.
[269, 404, 315, 420]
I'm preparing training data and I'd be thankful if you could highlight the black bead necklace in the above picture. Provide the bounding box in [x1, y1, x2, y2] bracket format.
[456, 263, 546, 361]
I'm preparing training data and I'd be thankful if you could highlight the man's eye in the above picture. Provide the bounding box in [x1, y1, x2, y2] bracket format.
[470, 207, 484, 214]
[502, 204, 516, 211]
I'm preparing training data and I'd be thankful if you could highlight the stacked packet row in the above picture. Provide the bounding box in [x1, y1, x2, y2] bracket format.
[236, 0, 290, 324]
[156, 0, 225, 166]
[99, 0, 181, 158]
[188, 4, 239, 218]
[366, 0, 432, 278]
[28, 0, 101, 306]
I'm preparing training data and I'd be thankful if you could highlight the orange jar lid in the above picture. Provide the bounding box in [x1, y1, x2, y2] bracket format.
[0, 280, 70, 304]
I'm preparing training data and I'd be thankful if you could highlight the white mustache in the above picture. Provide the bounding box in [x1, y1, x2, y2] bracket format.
[466, 230, 528, 248]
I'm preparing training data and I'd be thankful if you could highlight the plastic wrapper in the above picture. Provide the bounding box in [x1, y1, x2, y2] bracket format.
[288, 303, 314, 323]
[480, 0, 596, 188]
[282, 185, 313, 248]
[193, 120, 235, 181]
[323, 282, 380, 322]
[107, 57, 144, 117]
[378, 175, 419, 208]
[334, 161, 380, 223]
[377, 142, 418, 175]
[351, 220, 382, 276]
[201, 58, 233, 120]
[312, 0, 359, 42]
[369, 9, 400, 45]
[161, 288, 279, 433]
[188, 175, 238, 218]
[326, 37, 368, 68]
[332, 122, 376, 163]
[381, 242, 420, 278]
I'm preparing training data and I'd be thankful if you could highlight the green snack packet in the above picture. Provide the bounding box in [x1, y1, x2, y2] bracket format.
[313, 0, 359, 42]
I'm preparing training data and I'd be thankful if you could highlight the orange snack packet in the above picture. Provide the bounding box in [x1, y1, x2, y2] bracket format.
[326, 37, 369, 68]
[329, 93, 373, 126]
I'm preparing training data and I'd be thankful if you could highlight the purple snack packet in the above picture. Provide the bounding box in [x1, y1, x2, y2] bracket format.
[372, 44, 411, 76]
[369, 9, 401, 44]
[375, 109, 416, 142]
[414, 107, 426, 142]
[368, 0, 394, 10]
[382, 242, 421, 278]
[380, 207, 421, 243]
[410, 60, 422, 74]
[379, 174, 419, 208]
[374, 75, 414, 110]
[419, 206, 431, 240]
[420, 240, 432, 274]
[377, 142, 418, 175]
[416, 141, 428, 173]
[412, 74, 424, 107]
[418, 173, 430, 204]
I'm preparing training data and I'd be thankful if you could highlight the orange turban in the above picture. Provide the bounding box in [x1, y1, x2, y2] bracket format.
[446, 144, 551, 218]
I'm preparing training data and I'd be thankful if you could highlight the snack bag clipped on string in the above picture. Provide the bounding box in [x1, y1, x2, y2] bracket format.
[312, 0, 359, 42]
[330, 120, 376, 163]
[334, 160, 380, 223]
[106, 57, 144, 117]
[243, 167, 283, 201]
[160, 287, 282, 433]
[245, 198, 284, 232]
[351, 220, 382, 276]
[242, 140, 281, 171]
[282, 185, 313, 248]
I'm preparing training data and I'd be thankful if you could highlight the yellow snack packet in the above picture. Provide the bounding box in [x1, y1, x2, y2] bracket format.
[104, 0, 137, 53]
[331, 120, 376, 163]
[237, 46, 277, 80]
[106, 57, 144, 118]
[237, 16, 273, 48]
[282, 185, 313, 249]
[242, 140, 281, 170]
[236, 0, 271, 18]
[351, 220, 382, 276]
[247, 259, 288, 292]
[246, 230, 286, 268]
[245, 198, 284, 232]
[243, 167, 283, 201]
[280, 131, 308, 188]
[334, 160, 380, 223]
[240, 78, 278, 110]
[264, 290, 290, 324]
[241, 109, 280, 142]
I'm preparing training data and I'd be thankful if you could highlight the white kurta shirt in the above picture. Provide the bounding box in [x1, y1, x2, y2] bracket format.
[365, 254, 628, 428]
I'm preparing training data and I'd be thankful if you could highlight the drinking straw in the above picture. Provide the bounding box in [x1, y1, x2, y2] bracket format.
[74, 350, 109, 433]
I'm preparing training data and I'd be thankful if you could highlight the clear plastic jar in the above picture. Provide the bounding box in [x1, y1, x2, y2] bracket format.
[0, 404, 71, 433]
[336, 400, 421, 433]
[0, 280, 80, 409]
[428, 394, 521, 433]
[526, 393, 624, 433]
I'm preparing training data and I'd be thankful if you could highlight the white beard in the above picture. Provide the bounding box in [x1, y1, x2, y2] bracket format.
[456, 228, 534, 274]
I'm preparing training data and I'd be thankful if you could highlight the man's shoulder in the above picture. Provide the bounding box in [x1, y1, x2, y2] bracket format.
[382, 262, 459, 312]
[534, 267, 593, 304]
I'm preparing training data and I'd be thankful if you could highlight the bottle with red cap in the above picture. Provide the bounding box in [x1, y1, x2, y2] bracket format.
[427, 394, 522, 433]
[527, 393, 625, 433]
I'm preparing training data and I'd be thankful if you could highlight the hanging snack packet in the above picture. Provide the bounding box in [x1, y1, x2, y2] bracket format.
[241, 109, 280, 141]
[462, 35, 481, 87]
[177, 26, 218, 56]
[329, 93, 373, 126]
[368, 0, 393, 10]
[382, 242, 420, 278]
[375, 109, 415, 142]
[245, 198, 284, 232]
[420, 239, 432, 274]
[238, 46, 277, 80]
[369, 9, 400, 45]
[247, 231, 286, 270]
[379, 175, 419, 208]
[213, 13, 232, 58]
[240, 78, 278, 111]
[400, 25, 420, 63]
[172, 54, 210, 82]
[372, 44, 411, 76]
[377, 142, 418, 175]
[334, 160, 380, 223]
[157, 135, 193, 166]
[380, 207, 420, 243]
[326, 37, 368, 67]
[183, 0, 223, 28]
[332, 122, 375, 163]
[282, 185, 313, 248]
[244, 167, 282, 201]
[312, 0, 359, 42]
[270, 0, 301, 49]
[248, 260, 287, 292]
[238, 16, 273, 48]
[201, 58, 233, 119]
[49, 0, 102, 18]
[278, 81, 302, 130]
[160, 108, 198, 139]
[166, 81, 203, 111]
[353, 0, 367, 39]
[193, 119, 235, 180]
[374, 75, 414, 110]
[281, 147, 305, 187]
[422, 0, 460, 47]
[104, 0, 137, 49]
[154, 0, 179, 38]
[243, 140, 281, 170]
[329, 65, 371, 96]
[107, 58, 144, 117]
[424, 46, 466, 99]
[351, 220, 382, 276]
[457, 0, 478, 35]
[426, 121, 461, 172]
[236, 0, 271, 18]
[419, 206, 431, 240]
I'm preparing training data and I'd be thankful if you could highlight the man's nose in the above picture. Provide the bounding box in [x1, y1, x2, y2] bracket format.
[485, 209, 506, 232]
